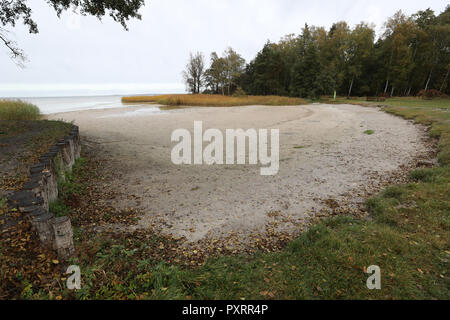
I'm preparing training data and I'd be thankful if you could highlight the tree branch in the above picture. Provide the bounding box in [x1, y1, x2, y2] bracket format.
[0, 27, 26, 67]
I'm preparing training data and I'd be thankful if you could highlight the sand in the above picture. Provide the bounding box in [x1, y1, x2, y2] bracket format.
[47, 103, 433, 242]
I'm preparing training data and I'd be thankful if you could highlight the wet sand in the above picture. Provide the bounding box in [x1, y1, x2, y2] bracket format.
[48, 104, 432, 242]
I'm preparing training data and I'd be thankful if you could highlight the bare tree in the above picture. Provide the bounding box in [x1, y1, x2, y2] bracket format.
[182, 52, 205, 94]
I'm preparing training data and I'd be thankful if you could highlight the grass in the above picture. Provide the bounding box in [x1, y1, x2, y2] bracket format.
[325, 96, 450, 109]
[364, 130, 375, 135]
[0, 100, 41, 120]
[50, 158, 87, 217]
[122, 94, 307, 107]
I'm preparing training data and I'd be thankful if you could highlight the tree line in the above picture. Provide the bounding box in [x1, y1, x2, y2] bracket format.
[183, 6, 449, 98]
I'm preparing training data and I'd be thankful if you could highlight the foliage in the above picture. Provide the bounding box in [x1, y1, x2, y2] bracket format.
[203, 48, 246, 95]
[232, 86, 247, 97]
[236, 6, 450, 98]
[0, 0, 144, 64]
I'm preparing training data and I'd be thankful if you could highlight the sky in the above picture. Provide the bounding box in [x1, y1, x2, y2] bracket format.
[0, 0, 447, 97]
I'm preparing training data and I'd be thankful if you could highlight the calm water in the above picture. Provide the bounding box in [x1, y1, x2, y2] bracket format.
[21, 95, 156, 115]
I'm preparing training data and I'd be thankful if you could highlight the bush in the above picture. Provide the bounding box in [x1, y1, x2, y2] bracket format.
[232, 87, 247, 97]
[0, 100, 41, 120]
[417, 89, 447, 99]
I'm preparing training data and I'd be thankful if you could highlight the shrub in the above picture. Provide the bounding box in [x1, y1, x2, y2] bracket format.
[417, 89, 447, 99]
[232, 87, 247, 97]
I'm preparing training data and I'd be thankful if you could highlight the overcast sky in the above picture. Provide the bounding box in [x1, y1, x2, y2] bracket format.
[0, 0, 447, 96]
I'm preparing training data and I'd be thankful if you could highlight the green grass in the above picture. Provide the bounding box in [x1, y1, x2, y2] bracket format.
[376, 97, 450, 109]
[325, 96, 450, 110]
[49, 157, 87, 217]
[0, 100, 41, 120]
[364, 130, 375, 135]
[49, 199, 71, 217]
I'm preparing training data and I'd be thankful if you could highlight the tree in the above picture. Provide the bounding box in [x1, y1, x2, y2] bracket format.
[290, 24, 334, 99]
[0, 0, 144, 65]
[204, 52, 228, 94]
[229, 6, 450, 98]
[380, 11, 417, 96]
[325, 22, 351, 94]
[244, 41, 287, 96]
[223, 47, 245, 95]
[346, 23, 375, 97]
[204, 48, 245, 95]
[182, 52, 205, 94]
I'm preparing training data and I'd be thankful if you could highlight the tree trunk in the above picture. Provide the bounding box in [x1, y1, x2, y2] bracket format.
[424, 71, 432, 91]
[440, 68, 449, 93]
[384, 79, 389, 94]
[390, 86, 395, 97]
[347, 76, 354, 99]
[52, 216, 75, 260]
[407, 87, 412, 96]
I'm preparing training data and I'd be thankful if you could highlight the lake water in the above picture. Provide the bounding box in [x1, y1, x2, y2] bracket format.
[20, 95, 157, 114]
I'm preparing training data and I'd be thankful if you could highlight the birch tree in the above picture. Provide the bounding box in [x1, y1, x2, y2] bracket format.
[182, 52, 205, 94]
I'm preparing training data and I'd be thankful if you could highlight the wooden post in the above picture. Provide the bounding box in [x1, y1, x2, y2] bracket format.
[52, 216, 75, 260]
[31, 213, 55, 248]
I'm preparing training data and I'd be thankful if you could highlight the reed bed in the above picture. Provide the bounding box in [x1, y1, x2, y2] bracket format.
[121, 94, 307, 107]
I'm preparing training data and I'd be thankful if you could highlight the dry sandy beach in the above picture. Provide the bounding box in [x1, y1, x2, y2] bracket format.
[48, 104, 433, 242]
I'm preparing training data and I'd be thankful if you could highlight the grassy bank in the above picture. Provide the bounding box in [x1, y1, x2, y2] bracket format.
[0, 100, 41, 120]
[0, 119, 72, 194]
[122, 94, 307, 106]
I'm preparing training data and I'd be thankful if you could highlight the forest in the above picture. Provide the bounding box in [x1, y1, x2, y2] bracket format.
[183, 6, 450, 99]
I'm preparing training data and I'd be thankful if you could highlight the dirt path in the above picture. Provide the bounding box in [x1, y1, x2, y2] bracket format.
[48, 104, 433, 242]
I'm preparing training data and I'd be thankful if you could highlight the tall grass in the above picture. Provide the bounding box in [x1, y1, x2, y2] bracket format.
[122, 94, 307, 107]
[0, 99, 41, 120]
